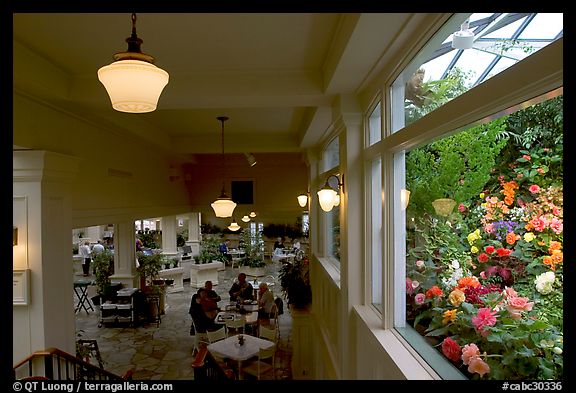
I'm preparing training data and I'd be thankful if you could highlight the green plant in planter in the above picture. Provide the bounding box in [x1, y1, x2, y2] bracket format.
[278, 256, 312, 308]
[406, 119, 508, 215]
[136, 251, 166, 286]
[92, 249, 114, 301]
[238, 228, 265, 268]
[199, 235, 227, 263]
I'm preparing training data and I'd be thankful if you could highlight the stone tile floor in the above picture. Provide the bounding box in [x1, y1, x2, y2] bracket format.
[75, 261, 292, 380]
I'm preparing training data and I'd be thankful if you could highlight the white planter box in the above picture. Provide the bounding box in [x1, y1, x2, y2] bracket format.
[158, 267, 184, 293]
[239, 266, 266, 277]
[189, 261, 224, 288]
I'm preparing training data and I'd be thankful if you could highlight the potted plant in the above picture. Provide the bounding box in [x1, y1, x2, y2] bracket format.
[91, 249, 115, 304]
[278, 255, 312, 309]
[136, 251, 167, 313]
[238, 228, 266, 276]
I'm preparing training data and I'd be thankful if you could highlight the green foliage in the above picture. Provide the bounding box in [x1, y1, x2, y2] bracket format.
[136, 230, 160, 249]
[406, 119, 508, 214]
[238, 229, 265, 268]
[278, 257, 311, 308]
[136, 251, 166, 281]
[177, 229, 188, 247]
[92, 249, 114, 294]
[198, 235, 226, 263]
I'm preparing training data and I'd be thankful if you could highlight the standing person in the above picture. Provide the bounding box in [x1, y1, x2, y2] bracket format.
[228, 272, 254, 301]
[79, 241, 92, 276]
[257, 282, 275, 318]
[218, 239, 232, 263]
[92, 240, 105, 254]
[197, 288, 219, 320]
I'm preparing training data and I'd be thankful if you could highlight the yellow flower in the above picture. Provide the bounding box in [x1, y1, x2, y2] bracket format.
[479, 192, 485, 199]
[471, 246, 479, 254]
[523, 232, 535, 242]
[442, 309, 458, 324]
[449, 289, 466, 307]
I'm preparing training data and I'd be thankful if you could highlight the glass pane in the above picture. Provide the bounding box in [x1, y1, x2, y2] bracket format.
[323, 137, 339, 171]
[368, 102, 382, 146]
[395, 13, 563, 129]
[326, 205, 340, 262]
[370, 158, 383, 312]
[401, 96, 563, 380]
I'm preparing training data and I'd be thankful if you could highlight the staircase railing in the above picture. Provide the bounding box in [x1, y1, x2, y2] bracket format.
[13, 348, 134, 381]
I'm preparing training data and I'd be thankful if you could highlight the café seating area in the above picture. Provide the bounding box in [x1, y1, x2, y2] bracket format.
[74, 261, 293, 380]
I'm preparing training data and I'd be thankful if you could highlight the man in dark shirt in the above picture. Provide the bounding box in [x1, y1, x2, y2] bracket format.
[228, 273, 254, 301]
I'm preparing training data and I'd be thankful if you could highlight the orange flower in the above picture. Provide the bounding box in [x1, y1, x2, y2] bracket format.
[425, 285, 443, 298]
[506, 232, 520, 245]
[457, 276, 481, 290]
[549, 241, 562, 254]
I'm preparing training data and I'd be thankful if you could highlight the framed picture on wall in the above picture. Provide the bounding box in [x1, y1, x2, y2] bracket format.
[13, 269, 30, 305]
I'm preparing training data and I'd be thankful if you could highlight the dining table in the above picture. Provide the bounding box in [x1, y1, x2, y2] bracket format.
[207, 334, 275, 379]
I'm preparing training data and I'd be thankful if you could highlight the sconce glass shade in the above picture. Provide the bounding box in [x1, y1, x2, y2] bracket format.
[333, 193, 340, 207]
[401, 189, 411, 210]
[249, 211, 257, 218]
[318, 187, 337, 212]
[98, 60, 169, 113]
[241, 215, 250, 222]
[211, 192, 237, 218]
[228, 221, 241, 231]
[452, 20, 474, 50]
[297, 194, 308, 208]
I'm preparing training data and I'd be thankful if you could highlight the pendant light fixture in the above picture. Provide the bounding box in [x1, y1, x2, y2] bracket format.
[211, 116, 237, 218]
[98, 13, 169, 113]
[249, 211, 257, 218]
[228, 220, 241, 232]
[241, 215, 251, 223]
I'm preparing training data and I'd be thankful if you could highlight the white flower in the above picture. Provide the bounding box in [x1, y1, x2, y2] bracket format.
[534, 271, 555, 294]
[411, 280, 420, 289]
[451, 260, 460, 269]
[553, 347, 563, 355]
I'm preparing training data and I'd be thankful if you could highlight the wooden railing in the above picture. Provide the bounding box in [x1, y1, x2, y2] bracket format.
[13, 348, 134, 381]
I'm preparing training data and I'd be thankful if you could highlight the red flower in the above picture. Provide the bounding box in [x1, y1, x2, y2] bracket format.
[425, 285, 443, 299]
[485, 245, 495, 254]
[477, 253, 489, 263]
[442, 337, 461, 362]
[496, 248, 512, 257]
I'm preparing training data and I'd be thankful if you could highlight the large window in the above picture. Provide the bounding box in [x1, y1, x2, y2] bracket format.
[320, 136, 341, 266]
[368, 12, 563, 380]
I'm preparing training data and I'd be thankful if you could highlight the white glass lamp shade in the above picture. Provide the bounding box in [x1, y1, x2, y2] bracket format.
[249, 211, 256, 218]
[401, 189, 411, 210]
[98, 59, 169, 113]
[211, 198, 237, 218]
[228, 221, 241, 231]
[317, 188, 337, 212]
[241, 215, 250, 223]
[297, 194, 308, 208]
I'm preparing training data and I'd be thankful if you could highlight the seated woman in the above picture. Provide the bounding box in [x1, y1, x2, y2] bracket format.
[257, 282, 275, 319]
[188, 293, 218, 334]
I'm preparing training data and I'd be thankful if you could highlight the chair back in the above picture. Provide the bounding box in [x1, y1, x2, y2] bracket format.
[207, 326, 227, 343]
[258, 325, 276, 342]
[225, 317, 245, 336]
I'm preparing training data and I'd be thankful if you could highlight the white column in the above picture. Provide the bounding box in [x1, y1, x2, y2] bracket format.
[186, 212, 201, 256]
[110, 221, 138, 289]
[161, 215, 178, 254]
[13, 150, 80, 364]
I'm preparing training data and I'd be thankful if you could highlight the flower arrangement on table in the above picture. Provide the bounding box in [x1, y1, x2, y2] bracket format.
[406, 162, 563, 380]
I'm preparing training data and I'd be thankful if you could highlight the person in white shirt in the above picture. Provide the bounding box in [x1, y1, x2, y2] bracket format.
[257, 282, 275, 318]
[92, 240, 105, 254]
[79, 241, 92, 276]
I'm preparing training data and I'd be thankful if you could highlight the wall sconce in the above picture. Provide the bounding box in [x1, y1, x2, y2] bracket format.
[228, 220, 241, 232]
[98, 13, 169, 113]
[297, 193, 309, 208]
[401, 189, 411, 210]
[317, 174, 344, 212]
[241, 215, 251, 223]
[13, 226, 18, 246]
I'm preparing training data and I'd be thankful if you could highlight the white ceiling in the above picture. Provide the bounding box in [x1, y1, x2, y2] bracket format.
[13, 12, 423, 162]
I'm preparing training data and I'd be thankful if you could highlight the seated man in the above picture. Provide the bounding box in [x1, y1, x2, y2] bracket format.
[188, 293, 218, 333]
[257, 282, 275, 318]
[197, 288, 219, 320]
[228, 273, 254, 302]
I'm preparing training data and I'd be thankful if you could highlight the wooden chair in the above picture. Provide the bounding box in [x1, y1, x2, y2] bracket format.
[207, 326, 227, 343]
[242, 344, 276, 380]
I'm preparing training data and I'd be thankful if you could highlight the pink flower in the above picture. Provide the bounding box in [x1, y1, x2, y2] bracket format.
[550, 218, 563, 234]
[506, 295, 534, 320]
[522, 154, 531, 161]
[529, 184, 540, 194]
[468, 356, 490, 377]
[415, 260, 425, 269]
[458, 203, 466, 213]
[484, 223, 494, 234]
[504, 286, 518, 298]
[480, 271, 487, 280]
[406, 278, 414, 295]
[441, 337, 461, 362]
[461, 343, 481, 365]
[414, 293, 425, 305]
[537, 167, 545, 174]
[472, 307, 497, 336]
